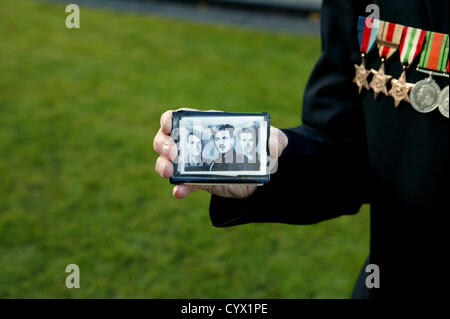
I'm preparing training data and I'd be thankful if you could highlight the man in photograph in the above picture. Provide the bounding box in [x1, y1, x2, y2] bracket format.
[185, 132, 210, 171]
[235, 127, 260, 171]
[209, 124, 236, 171]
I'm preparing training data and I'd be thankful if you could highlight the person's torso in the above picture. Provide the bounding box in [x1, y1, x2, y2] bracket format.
[355, 0, 449, 298]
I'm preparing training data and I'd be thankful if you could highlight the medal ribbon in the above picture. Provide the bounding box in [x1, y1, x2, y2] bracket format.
[357, 16, 379, 54]
[377, 21, 404, 60]
[418, 32, 449, 72]
[398, 26, 427, 66]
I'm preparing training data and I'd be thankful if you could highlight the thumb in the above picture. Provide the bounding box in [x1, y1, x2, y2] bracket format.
[268, 127, 288, 174]
[173, 184, 212, 199]
[268, 127, 288, 158]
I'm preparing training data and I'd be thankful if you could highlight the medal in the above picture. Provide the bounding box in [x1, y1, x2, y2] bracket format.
[370, 21, 404, 99]
[410, 32, 449, 114]
[437, 62, 449, 118]
[389, 70, 414, 107]
[389, 26, 426, 107]
[370, 61, 392, 98]
[354, 16, 379, 94]
[410, 74, 441, 113]
[438, 85, 449, 118]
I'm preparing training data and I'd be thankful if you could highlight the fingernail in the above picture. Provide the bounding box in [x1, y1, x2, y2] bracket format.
[173, 186, 178, 196]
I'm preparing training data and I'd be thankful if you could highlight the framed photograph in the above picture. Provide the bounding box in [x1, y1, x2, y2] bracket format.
[169, 110, 270, 185]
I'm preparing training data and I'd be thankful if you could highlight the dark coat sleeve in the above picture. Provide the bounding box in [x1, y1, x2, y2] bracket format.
[209, 0, 371, 227]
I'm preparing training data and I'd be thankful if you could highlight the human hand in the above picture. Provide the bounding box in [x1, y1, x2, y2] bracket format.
[153, 108, 288, 199]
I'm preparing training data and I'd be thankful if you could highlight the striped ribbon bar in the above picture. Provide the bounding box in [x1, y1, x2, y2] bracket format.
[377, 20, 404, 60]
[398, 26, 427, 66]
[418, 32, 449, 73]
[357, 16, 379, 54]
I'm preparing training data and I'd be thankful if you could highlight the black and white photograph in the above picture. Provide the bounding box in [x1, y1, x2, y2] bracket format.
[170, 111, 270, 184]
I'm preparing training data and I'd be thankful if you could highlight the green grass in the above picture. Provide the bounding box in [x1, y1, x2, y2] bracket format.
[0, 0, 370, 298]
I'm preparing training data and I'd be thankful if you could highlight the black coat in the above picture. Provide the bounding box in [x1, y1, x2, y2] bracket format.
[209, 0, 449, 298]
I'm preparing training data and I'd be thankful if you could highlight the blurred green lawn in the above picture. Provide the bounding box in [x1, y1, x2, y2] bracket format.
[0, 0, 369, 298]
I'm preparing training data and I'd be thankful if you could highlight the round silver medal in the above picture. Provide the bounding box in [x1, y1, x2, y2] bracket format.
[410, 77, 441, 113]
[437, 85, 449, 118]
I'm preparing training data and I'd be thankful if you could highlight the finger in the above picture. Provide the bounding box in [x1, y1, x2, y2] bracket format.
[160, 107, 203, 135]
[269, 156, 278, 174]
[268, 127, 288, 157]
[173, 184, 201, 198]
[153, 129, 178, 160]
[268, 137, 281, 158]
[268, 128, 288, 174]
[155, 156, 174, 178]
[160, 110, 174, 135]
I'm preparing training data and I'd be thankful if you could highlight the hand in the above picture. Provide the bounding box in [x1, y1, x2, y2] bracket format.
[153, 109, 288, 199]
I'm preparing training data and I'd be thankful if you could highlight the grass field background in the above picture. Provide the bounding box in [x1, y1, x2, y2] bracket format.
[0, 0, 369, 298]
